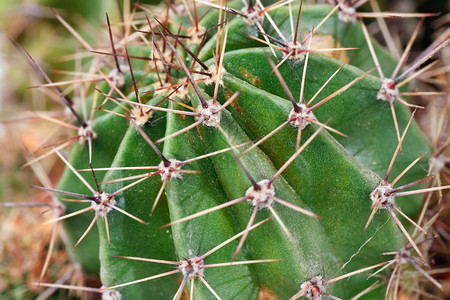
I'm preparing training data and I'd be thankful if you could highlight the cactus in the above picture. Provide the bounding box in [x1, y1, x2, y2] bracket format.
[8, 0, 450, 299]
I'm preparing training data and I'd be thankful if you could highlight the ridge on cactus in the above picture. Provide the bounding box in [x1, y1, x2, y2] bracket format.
[3, 0, 449, 299]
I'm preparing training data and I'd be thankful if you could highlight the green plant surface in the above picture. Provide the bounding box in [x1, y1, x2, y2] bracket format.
[55, 65, 157, 273]
[22, 1, 445, 299]
[218, 49, 430, 217]
[55, 107, 128, 274]
[98, 98, 180, 299]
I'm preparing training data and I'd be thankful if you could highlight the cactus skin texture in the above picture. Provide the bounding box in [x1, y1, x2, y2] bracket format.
[50, 1, 438, 299]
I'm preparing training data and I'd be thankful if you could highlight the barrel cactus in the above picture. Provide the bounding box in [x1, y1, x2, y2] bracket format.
[13, 0, 449, 299]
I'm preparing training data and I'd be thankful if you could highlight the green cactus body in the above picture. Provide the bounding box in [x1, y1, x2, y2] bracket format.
[53, 2, 433, 299]
[55, 99, 128, 274]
